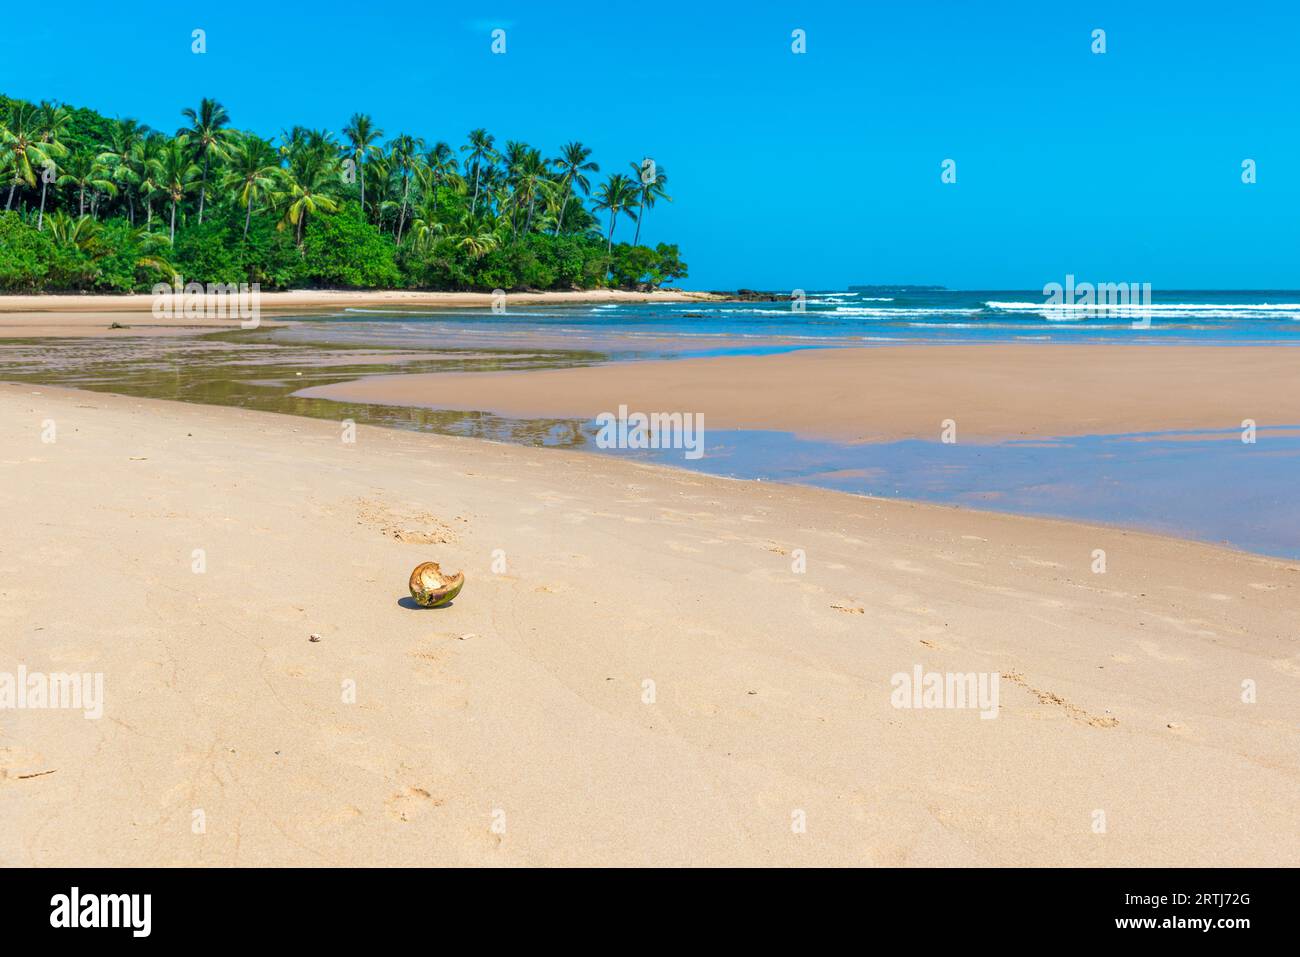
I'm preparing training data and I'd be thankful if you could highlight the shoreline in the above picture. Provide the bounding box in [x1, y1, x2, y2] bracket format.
[4, 382, 1297, 866]
[0, 288, 723, 339]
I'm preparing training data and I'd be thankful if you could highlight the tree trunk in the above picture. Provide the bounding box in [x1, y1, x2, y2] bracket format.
[396, 175, 410, 244]
[359, 160, 366, 219]
[38, 179, 48, 230]
[4, 181, 14, 211]
[471, 163, 481, 216]
[198, 153, 210, 223]
[554, 187, 569, 236]
[169, 200, 177, 244]
[606, 211, 616, 255]
[79, 185, 86, 216]
[633, 208, 643, 247]
[244, 195, 253, 237]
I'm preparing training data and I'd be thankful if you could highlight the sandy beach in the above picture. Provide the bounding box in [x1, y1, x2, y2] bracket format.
[3, 382, 1297, 866]
[300, 344, 1300, 442]
[0, 288, 720, 338]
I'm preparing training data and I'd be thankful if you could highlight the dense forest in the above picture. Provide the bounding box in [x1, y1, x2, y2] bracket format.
[0, 95, 686, 293]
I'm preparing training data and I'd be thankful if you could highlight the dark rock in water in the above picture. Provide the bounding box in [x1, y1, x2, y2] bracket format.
[680, 312, 706, 318]
[714, 289, 789, 302]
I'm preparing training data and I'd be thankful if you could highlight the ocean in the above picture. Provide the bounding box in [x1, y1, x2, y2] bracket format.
[261, 289, 1300, 355]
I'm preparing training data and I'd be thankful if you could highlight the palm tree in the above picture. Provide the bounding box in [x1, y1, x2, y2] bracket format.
[178, 98, 233, 223]
[278, 140, 340, 246]
[628, 161, 670, 246]
[2, 102, 61, 212]
[552, 142, 598, 235]
[407, 195, 446, 252]
[43, 211, 104, 286]
[387, 133, 424, 244]
[97, 118, 147, 225]
[45, 210, 105, 255]
[363, 151, 394, 231]
[34, 102, 72, 229]
[455, 210, 502, 259]
[132, 135, 166, 229]
[154, 137, 199, 243]
[460, 128, 497, 217]
[592, 173, 639, 254]
[342, 113, 383, 220]
[222, 135, 281, 237]
[421, 141, 461, 218]
[513, 149, 553, 239]
[57, 150, 118, 217]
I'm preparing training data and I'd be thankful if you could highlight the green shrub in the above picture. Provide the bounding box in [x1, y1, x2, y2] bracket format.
[608, 242, 689, 289]
[298, 203, 400, 288]
[0, 212, 55, 292]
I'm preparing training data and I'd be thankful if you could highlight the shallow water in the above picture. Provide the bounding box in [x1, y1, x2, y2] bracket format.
[609, 425, 1300, 559]
[4, 300, 1299, 559]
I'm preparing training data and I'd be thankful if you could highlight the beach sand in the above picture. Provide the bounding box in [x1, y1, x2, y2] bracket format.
[2, 382, 1296, 866]
[0, 288, 719, 339]
[300, 344, 1300, 442]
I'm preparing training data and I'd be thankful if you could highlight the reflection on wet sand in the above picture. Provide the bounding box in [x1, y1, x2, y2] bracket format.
[0, 329, 601, 447]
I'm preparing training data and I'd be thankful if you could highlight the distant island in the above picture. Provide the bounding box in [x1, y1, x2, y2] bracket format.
[0, 95, 685, 295]
[847, 284, 947, 292]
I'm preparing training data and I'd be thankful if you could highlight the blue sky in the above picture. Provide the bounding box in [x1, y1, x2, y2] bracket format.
[3, 0, 1297, 289]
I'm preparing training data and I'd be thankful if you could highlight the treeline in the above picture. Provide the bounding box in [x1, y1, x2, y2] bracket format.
[0, 95, 687, 293]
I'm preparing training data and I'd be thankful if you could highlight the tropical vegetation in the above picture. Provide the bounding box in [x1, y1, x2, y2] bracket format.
[0, 94, 686, 293]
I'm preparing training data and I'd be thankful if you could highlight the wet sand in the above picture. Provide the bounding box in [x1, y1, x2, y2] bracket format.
[0, 288, 721, 338]
[299, 344, 1300, 442]
[2, 383, 1297, 866]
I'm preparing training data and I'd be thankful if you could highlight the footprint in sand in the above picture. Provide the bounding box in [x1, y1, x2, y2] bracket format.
[355, 498, 459, 544]
[386, 786, 443, 823]
[1002, 672, 1119, 728]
